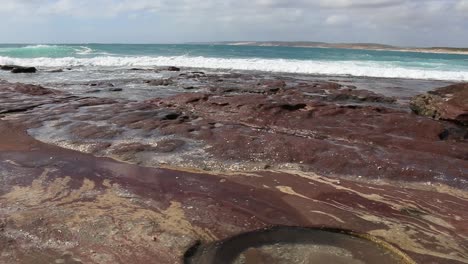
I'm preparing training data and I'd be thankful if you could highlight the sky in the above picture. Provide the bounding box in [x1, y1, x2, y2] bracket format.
[0, 0, 467, 47]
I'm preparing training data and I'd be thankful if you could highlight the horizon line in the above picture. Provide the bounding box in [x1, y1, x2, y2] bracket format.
[0, 41, 466, 49]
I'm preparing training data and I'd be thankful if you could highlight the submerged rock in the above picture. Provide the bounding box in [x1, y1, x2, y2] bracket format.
[411, 83, 468, 125]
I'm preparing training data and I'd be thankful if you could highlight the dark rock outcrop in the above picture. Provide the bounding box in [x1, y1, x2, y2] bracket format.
[167, 66, 181, 71]
[1, 65, 37, 73]
[411, 83, 468, 125]
[88, 82, 114, 87]
[108, 88, 123, 92]
[0, 65, 16, 71]
[145, 79, 173, 86]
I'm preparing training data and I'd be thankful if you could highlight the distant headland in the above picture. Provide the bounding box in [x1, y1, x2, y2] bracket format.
[195, 41, 468, 55]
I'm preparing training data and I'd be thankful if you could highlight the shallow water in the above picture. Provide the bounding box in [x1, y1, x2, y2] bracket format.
[0, 66, 453, 102]
[187, 227, 412, 264]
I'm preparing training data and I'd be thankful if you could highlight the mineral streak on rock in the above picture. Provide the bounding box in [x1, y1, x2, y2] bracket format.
[0, 72, 467, 264]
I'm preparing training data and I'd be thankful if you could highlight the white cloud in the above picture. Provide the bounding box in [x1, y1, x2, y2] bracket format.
[325, 15, 348, 25]
[0, 0, 410, 16]
[457, 0, 468, 11]
[0, 0, 466, 46]
[319, 0, 404, 8]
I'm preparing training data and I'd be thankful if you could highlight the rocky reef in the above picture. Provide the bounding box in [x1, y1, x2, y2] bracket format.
[0, 70, 467, 264]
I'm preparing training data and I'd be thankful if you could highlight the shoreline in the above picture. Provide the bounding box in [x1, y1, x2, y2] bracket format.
[218, 42, 468, 55]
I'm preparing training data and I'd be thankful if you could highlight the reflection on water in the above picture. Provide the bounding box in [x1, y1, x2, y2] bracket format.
[186, 227, 414, 264]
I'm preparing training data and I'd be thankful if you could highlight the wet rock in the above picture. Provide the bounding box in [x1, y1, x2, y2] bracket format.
[258, 80, 287, 93]
[3, 117, 467, 264]
[411, 83, 468, 125]
[48, 69, 64, 73]
[152, 84, 467, 184]
[155, 139, 185, 152]
[166, 66, 181, 72]
[68, 123, 123, 139]
[85, 89, 101, 94]
[12, 66, 37, 73]
[2, 76, 466, 187]
[181, 72, 206, 79]
[112, 143, 155, 155]
[157, 110, 181, 120]
[1, 65, 37, 73]
[7, 83, 60, 96]
[1, 75, 467, 264]
[145, 79, 174, 86]
[293, 82, 396, 104]
[108, 88, 123, 92]
[0, 219, 6, 231]
[74, 98, 118, 107]
[88, 82, 115, 87]
[279, 103, 307, 111]
[154, 93, 209, 105]
[0, 65, 15, 71]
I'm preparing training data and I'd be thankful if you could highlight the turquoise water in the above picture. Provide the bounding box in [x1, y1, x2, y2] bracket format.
[1, 44, 468, 81]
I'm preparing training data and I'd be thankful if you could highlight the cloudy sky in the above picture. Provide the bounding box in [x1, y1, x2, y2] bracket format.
[0, 0, 467, 47]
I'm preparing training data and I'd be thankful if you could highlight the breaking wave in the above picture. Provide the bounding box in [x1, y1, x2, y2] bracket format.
[0, 45, 99, 57]
[1, 55, 467, 81]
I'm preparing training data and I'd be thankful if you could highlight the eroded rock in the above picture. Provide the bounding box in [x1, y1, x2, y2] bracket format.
[411, 83, 468, 125]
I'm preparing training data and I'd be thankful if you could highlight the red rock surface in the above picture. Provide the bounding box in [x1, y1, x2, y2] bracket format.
[411, 83, 468, 125]
[0, 76, 467, 263]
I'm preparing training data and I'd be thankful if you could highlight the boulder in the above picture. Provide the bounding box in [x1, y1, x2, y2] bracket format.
[411, 83, 468, 125]
[11, 66, 37, 73]
[0, 65, 15, 71]
[1, 65, 37, 73]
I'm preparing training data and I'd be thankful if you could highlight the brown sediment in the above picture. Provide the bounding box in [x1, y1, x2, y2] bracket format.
[0, 76, 467, 263]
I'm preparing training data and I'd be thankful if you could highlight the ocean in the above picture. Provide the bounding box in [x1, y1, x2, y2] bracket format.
[1, 44, 468, 81]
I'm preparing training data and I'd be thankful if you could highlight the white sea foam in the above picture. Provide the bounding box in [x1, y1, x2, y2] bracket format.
[23, 44, 60, 49]
[0, 55, 467, 81]
[75, 46, 94, 55]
